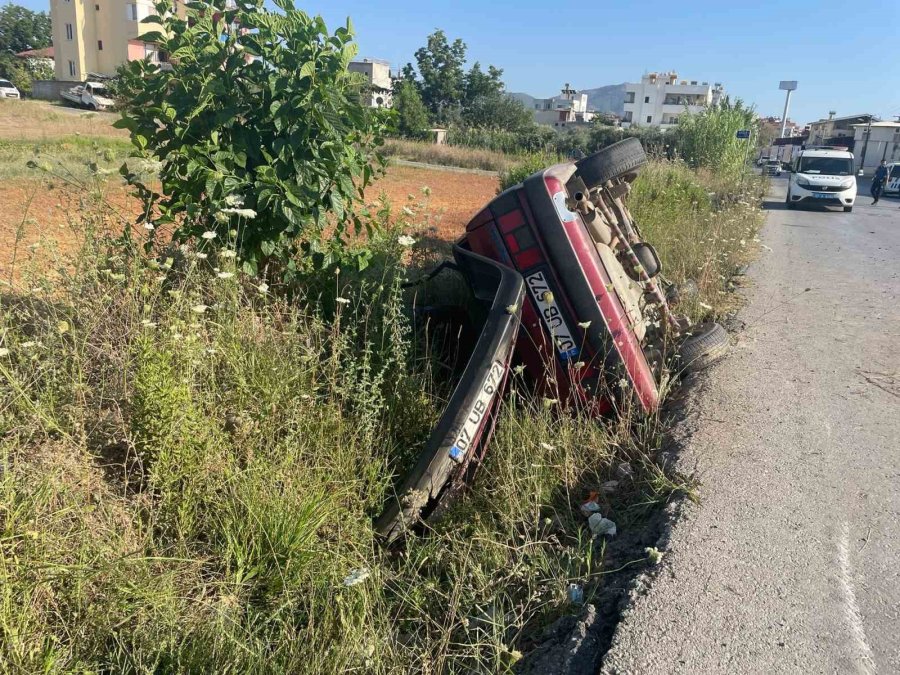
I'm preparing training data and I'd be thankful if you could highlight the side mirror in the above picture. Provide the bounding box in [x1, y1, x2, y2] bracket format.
[857, 169, 864, 176]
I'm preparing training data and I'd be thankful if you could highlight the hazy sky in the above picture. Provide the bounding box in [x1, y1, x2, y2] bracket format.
[22, 0, 900, 124]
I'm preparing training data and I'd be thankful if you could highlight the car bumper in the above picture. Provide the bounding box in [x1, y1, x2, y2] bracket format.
[789, 184, 856, 206]
[3, 93, 20, 99]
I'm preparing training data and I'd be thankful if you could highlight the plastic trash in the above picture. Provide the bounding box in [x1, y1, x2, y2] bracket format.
[568, 583, 584, 605]
[588, 514, 617, 537]
[579, 500, 601, 518]
[600, 480, 619, 493]
[343, 568, 371, 587]
[616, 462, 634, 480]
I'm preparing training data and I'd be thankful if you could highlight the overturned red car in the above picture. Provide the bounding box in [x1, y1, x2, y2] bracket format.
[376, 138, 726, 542]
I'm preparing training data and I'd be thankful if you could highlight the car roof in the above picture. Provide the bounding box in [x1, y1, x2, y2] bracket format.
[799, 149, 853, 158]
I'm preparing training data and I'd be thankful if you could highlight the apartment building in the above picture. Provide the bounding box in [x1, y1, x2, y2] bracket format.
[622, 72, 724, 129]
[806, 113, 874, 147]
[531, 83, 595, 128]
[348, 59, 393, 108]
[50, 0, 184, 81]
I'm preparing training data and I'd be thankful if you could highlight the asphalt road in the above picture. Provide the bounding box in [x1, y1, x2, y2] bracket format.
[601, 177, 900, 674]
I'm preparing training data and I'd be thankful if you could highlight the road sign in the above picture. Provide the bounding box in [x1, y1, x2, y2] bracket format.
[736, 130, 751, 139]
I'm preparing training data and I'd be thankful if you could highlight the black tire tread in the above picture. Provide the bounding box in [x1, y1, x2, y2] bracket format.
[575, 138, 647, 188]
[678, 322, 729, 371]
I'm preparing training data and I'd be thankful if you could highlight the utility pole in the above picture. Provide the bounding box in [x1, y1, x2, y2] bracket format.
[778, 81, 798, 138]
[859, 115, 873, 174]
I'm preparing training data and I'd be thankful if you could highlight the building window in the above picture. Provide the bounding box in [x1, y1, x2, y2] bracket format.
[644, 96, 650, 104]
[126, 3, 138, 20]
[646, 116, 652, 124]
[65, 23, 73, 40]
[624, 92, 635, 104]
[95, 3, 100, 9]
[98, 40, 103, 50]
[623, 111, 633, 123]
[68, 60, 76, 76]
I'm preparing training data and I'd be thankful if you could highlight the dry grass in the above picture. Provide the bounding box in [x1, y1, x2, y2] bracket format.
[0, 98, 125, 141]
[382, 138, 515, 173]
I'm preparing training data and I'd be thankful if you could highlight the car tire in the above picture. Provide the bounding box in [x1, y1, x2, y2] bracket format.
[575, 137, 647, 188]
[843, 206, 853, 213]
[677, 322, 729, 372]
[785, 191, 795, 209]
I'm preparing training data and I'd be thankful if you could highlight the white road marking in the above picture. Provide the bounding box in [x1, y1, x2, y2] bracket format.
[837, 522, 877, 674]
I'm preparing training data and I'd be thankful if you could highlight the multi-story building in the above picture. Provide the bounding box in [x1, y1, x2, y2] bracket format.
[622, 72, 724, 129]
[851, 121, 900, 174]
[806, 113, 875, 147]
[758, 115, 802, 139]
[348, 59, 393, 108]
[50, 0, 183, 82]
[530, 84, 596, 128]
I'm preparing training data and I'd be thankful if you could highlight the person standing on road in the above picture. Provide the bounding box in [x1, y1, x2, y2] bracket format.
[871, 160, 889, 204]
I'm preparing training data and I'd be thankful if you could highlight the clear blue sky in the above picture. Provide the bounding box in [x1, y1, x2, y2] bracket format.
[19, 0, 900, 124]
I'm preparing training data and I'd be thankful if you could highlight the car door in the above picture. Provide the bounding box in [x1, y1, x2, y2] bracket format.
[888, 164, 900, 193]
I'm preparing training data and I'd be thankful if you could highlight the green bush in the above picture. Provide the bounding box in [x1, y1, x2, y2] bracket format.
[115, 0, 386, 275]
[498, 152, 554, 191]
[674, 99, 756, 178]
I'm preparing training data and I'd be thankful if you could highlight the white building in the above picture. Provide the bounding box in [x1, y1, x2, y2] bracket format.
[851, 121, 900, 174]
[530, 84, 596, 128]
[622, 72, 724, 129]
[348, 58, 393, 108]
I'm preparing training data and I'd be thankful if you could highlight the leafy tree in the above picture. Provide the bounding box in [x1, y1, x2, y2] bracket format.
[115, 0, 386, 275]
[0, 52, 52, 93]
[392, 79, 430, 140]
[462, 62, 503, 107]
[0, 3, 51, 53]
[461, 94, 533, 132]
[675, 98, 756, 177]
[405, 29, 467, 125]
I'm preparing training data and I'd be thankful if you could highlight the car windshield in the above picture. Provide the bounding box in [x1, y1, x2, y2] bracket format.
[799, 157, 852, 176]
[92, 86, 108, 96]
[0, 80, 13, 88]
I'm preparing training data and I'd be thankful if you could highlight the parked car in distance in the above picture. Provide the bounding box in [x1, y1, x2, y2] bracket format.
[757, 156, 769, 167]
[785, 149, 857, 212]
[764, 159, 782, 176]
[0, 79, 21, 100]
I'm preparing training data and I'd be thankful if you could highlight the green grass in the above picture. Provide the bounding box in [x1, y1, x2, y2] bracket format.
[382, 138, 517, 172]
[0, 136, 132, 181]
[0, 158, 762, 672]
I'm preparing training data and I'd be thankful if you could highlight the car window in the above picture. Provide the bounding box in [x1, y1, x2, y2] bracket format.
[0, 80, 13, 88]
[890, 166, 900, 179]
[798, 157, 852, 176]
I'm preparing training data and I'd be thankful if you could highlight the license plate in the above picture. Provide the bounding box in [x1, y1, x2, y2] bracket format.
[449, 359, 506, 462]
[525, 270, 579, 361]
[812, 192, 833, 199]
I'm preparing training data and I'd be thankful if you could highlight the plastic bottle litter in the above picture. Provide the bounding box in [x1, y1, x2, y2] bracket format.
[567, 583, 584, 605]
[588, 513, 617, 537]
[600, 480, 619, 493]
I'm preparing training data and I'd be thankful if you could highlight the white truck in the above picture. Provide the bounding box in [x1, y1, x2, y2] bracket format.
[60, 81, 115, 111]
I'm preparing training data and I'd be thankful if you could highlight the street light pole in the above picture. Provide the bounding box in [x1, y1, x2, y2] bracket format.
[778, 81, 798, 138]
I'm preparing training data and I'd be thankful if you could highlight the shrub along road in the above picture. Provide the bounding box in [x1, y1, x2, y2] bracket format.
[601, 177, 900, 673]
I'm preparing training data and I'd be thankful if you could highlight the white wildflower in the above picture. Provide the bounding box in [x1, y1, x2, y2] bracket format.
[220, 250, 237, 259]
[699, 302, 713, 310]
[191, 304, 208, 314]
[577, 321, 591, 329]
[343, 568, 370, 587]
[335, 297, 351, 305]
[540, 442, 555, 451]
[401, 206, 414, 217]
[397, 235, 416, 247]
[257, 282, 269, 294]
[141, 319, 157, 328]
[542, 398, 558, 409]
[513, 364, 526, 375]
[143, 222, 155, 231]
[0, 348, 9, 357]
[618, 378, 630, 389]
[573, 361, 586, 369]
[21, 341, 37, 349]
[217, 272, 235, 280]
[201, 231, 217, 240]
[196, 252, 208, 260]
[221, 207, 257, 219]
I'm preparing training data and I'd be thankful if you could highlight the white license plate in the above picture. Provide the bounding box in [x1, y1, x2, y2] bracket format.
[812, 192, 833, 199]
[449, 359, 506, 462]
[525, 271, 579, 361]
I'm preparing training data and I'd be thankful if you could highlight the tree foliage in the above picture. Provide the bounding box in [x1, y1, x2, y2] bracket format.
[0, 3, 51, 53]
[115, 0, 386, 275]
[0, 53, 52, 93]
[404, 29, 467, 125]
[392, 79, 430, 140]
[674, 98, 756, 177]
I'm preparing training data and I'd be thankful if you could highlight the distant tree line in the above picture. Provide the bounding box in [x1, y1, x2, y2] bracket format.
[0, 3, 53, 94]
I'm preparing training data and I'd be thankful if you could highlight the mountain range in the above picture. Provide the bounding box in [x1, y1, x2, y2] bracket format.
[508, 84, 626, 116]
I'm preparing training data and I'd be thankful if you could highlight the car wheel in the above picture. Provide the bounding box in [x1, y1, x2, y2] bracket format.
[843, 206, 853, 213]
[88, 103, 98, 111]
[677, 322, 729, 372]
[574, 137, 647, 188]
